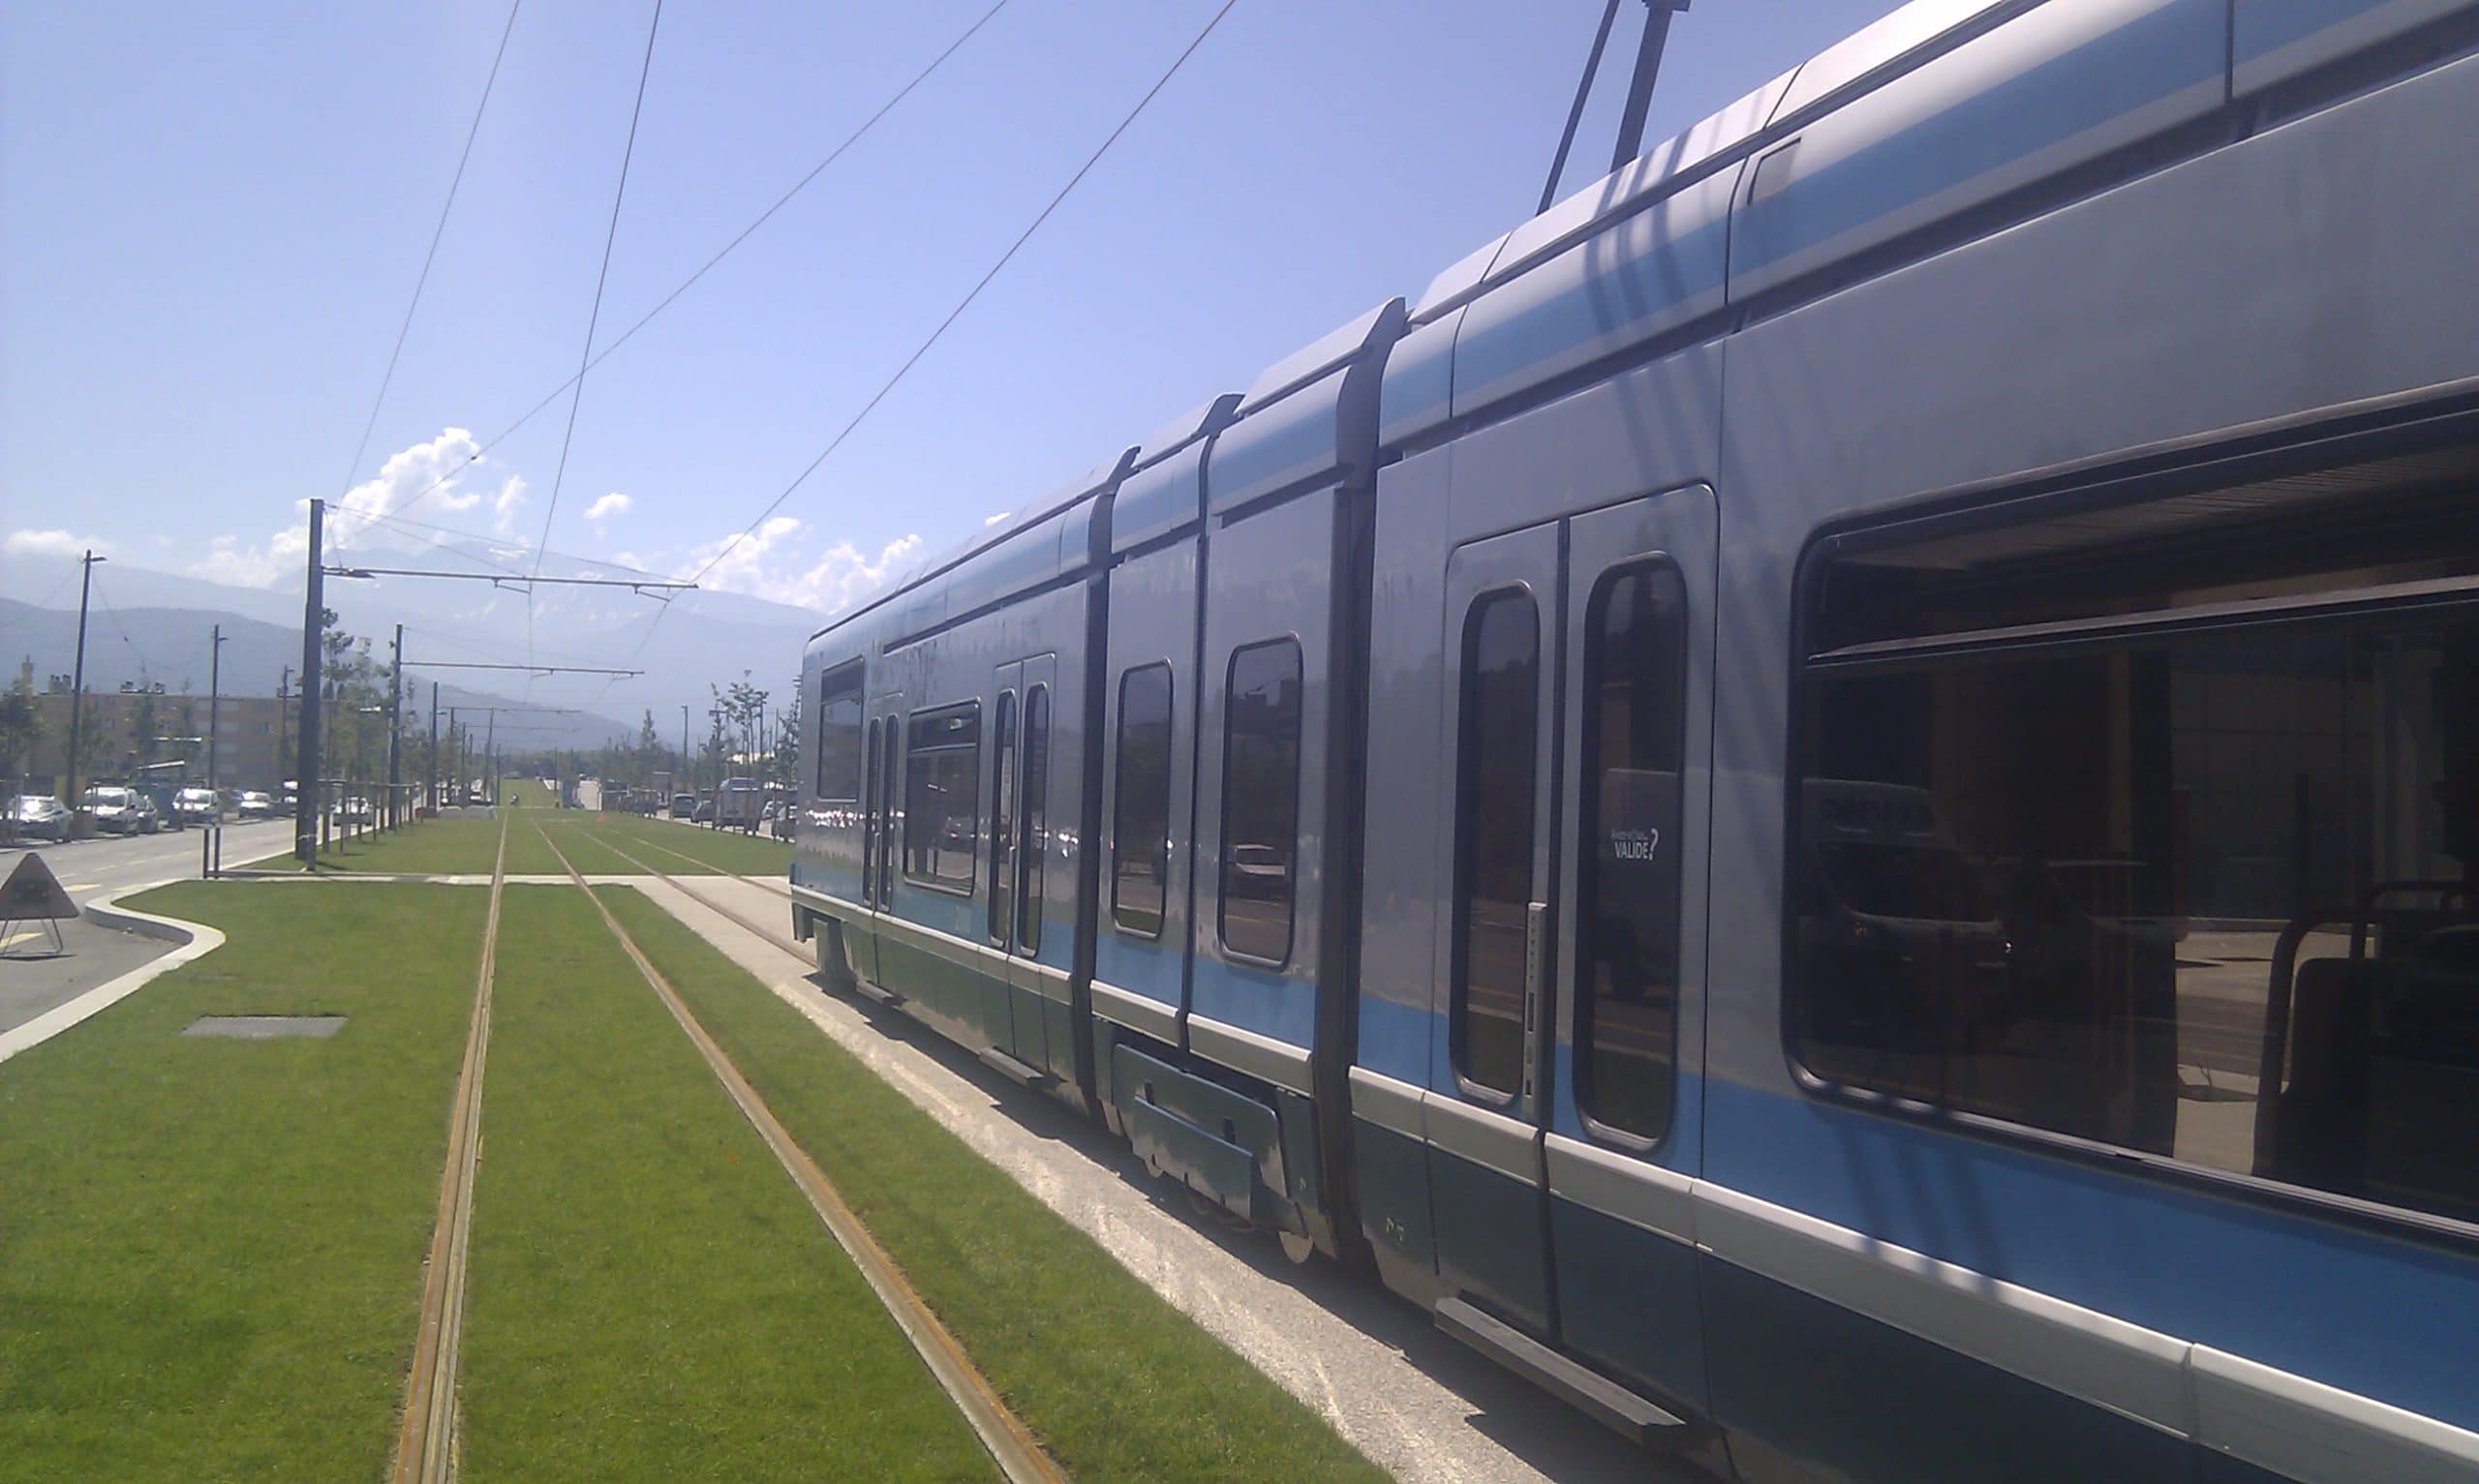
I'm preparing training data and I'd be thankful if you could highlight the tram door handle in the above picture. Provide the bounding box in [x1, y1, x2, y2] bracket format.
[1522, 900, 1547, 1103]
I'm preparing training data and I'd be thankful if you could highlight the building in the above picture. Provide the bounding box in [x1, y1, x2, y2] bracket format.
[19, 690, 292, 794]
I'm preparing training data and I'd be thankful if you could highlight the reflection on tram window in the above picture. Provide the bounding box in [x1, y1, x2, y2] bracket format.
[1454, 590, 1539, 1099]
[816, 660, 865, 803]
[1794, 618, 2479, 1227]
[1114, 664, 1175, 937]
[988, 691, 1017, 941]
[1576, 561, 1689, 1142]
[1020, 685, 1050, 955]
[903, 703, 980, 892]
[1220, 639, 1302, 966]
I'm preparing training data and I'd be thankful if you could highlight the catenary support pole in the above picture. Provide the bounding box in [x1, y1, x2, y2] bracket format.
[64, 549, 106, 833]
[294, 500, 325, 863]
[386, 623, 404, 831]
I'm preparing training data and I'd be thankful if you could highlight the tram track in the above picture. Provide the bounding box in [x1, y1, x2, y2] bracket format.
[532, 823, 1063, 1484]
[391, 809, 509, 1484]
[580, 821, 796, 904]
[563, 826, 808, 959]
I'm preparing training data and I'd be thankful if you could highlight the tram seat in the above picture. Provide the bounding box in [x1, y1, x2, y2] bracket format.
[2267, 945, 2479, 1220]
[2265, 956, 2380, 1193]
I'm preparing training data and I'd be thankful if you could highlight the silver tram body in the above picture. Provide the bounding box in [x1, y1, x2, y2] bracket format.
[794, 4, 2479, 1477]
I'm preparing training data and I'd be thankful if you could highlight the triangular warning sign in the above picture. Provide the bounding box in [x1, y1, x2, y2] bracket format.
[1, 852, 81, 921]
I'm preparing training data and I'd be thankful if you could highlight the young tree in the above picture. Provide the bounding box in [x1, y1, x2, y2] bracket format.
[0, 683, 41, 778]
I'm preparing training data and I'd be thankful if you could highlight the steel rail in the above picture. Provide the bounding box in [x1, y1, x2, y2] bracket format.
[533, 825, 1063, 1484]
[582, 823, 795, 905]
[391, 809, 509, 1484]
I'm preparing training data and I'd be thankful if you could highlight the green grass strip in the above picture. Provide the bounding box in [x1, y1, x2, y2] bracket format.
[244, 816, 573, 876]
[586, 813, 793, 874]
[458, 886, 995, 1483]
[600, 890, 1388, 1484]
[499, 778, 560, 808]
[0, 882, 488, 1482]
[522, 816, 643, 875]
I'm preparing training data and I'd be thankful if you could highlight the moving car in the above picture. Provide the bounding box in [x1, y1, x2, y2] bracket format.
[9, 795, 71, 842]
[236, 790, 278, 819]
[173, 786, 221, 825]
[672, 792, 697, 819]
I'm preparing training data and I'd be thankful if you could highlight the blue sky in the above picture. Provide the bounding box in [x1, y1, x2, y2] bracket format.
[4, 0, 1899, 615]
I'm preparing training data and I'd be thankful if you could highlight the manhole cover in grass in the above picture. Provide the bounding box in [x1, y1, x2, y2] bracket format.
[183, 1015, 348, 1040]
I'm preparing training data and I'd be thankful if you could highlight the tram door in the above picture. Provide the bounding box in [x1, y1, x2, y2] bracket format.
[989, 656, 1056, 1071]
[858, 690, 904, 983]
[1427, 487, 1715, 1387]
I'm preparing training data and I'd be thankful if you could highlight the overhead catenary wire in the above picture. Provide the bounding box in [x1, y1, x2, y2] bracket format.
[337, 0, 525, 502]
[364, 509, 671, 579]
[531, 0, 664, 583]
[387, 0, 1016, 534]
[679, 0, 1249, 600]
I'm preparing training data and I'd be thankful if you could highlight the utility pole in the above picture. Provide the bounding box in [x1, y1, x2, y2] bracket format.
[294, 499, 325, 863]
[385, 623, 403, 831]
[428, 681, 440, 813]
[680, 704, 690, 796]
[484, 711, 496, 807]
[205, 623, 227, 875]
[64, 549, 106, 830]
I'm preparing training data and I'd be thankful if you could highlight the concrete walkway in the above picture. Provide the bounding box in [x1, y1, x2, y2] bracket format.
[629, 875, 1683, 1484]
[0, 917, 170, 1038]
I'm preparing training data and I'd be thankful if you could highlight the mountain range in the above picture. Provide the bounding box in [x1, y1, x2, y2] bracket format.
[1, 543, 833, 753]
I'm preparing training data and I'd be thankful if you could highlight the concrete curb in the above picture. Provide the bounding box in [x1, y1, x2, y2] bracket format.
[0, 882, 226, 1065]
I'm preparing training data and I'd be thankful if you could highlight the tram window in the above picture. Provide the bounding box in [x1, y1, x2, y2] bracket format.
[989, 691, 1017, 941]
[817, 660, 864, 803]
[863, 717, 881, 891]
[1576, 563, 1688, 1142]
[1795, 479, 2479, 1230]
[1219, 639, 1302, 966]
[1020, 685, 1050, 956]
[1454, 590, 1539, 1099]
[1113, 664, 1174, 937]
[903, 703, 979, 893]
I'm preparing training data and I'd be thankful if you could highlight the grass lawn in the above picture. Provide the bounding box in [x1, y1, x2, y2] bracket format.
[459, 887, 994, 1482]
[601, 890, 1388, 1484]
[0, 883, 487, 1482]
[243, 815, 571, 876]
[500, 777, 560, 808]
[581, 812, 793, 874]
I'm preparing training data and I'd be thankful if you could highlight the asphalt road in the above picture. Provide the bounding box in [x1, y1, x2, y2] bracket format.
[3, 817, 297, 906]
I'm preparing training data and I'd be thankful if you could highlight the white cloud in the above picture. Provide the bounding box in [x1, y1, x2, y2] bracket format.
[984, 510, 1014, 527]
[585, 492, 632, 525]
[490, 474, 528, 536]
[687, 517, 922, 614]
[5, 530, 112, 560]
[188, 534, 286, 588]
[182, 428, 506, 588]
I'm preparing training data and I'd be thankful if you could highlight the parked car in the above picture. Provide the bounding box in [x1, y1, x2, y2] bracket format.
[672, 793, 697, 819]
[236, 790, 278, 819]
[9, 795, 71, 842]
[692, 798, 716, 824]
[83, 785, 160, 834]
[174, 786, 221, 825]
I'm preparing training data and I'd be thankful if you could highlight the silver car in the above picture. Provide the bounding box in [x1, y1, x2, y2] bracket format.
[9, 794, 71, 842]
